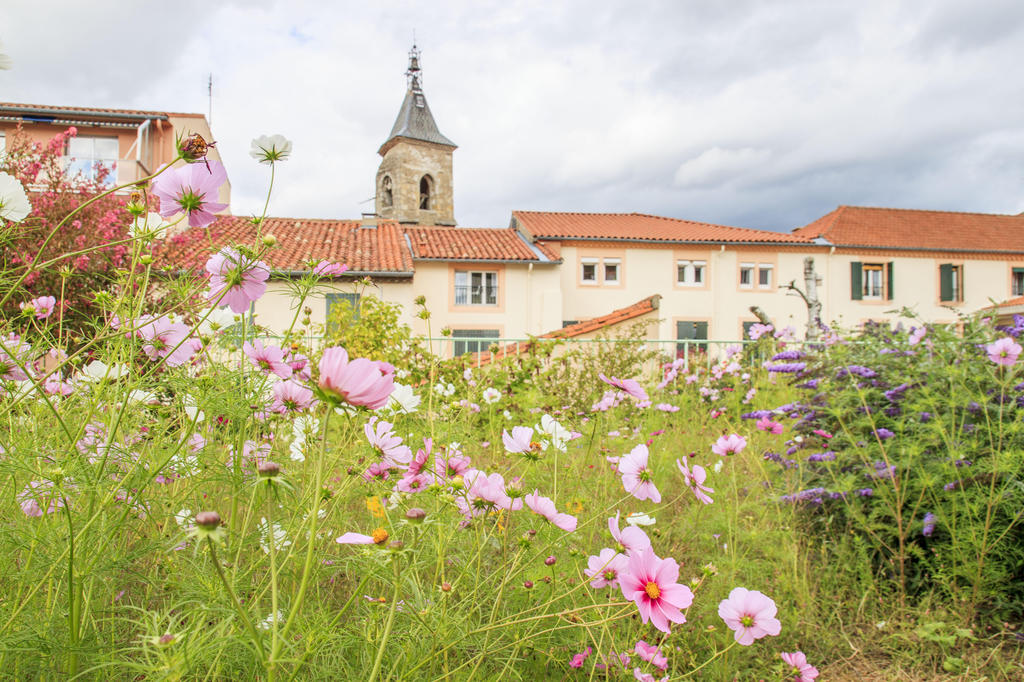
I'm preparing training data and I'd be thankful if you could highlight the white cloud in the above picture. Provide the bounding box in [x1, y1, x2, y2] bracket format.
[1, 0, 1023, 231]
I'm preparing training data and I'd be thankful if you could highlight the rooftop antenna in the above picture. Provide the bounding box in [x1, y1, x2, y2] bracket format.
[207, 73, 213, 124]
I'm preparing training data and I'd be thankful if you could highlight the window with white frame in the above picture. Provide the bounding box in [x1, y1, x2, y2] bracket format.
[677, 259, 706, 286]
[739, 262, 755, 288]
[862, 263, 884, 299]
[603, 258, 620, 283]
[581, 258, 599, 284]
[454, 270, 498, 306]
[758, 264, 773, 289]
[65, 136, 119, 187]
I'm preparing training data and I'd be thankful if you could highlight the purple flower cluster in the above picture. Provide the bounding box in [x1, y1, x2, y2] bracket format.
[836, 365, 877, 379]
[806, 451, 836, 462]
[771, 349, 805, 361]
[866, 461, 896, 480]
[922, 512, 936, 537]
[767, 362, 806, 374]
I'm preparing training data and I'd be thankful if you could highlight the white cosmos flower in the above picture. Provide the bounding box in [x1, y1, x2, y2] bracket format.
[481, 387, 501, 405]
[0, 172, 32, 222]
[80, 360, 129, 382]
[249, 134, 292, 164]
[535, 414, 570, 452]
[290, 415, 319, 462]
[387, 383, 421, 414]
[182, 395, 204, 422]
[258, 518, 292, 554]
[130, 212, 173, 240]
[625, 512, 656, 527]
[197, 306, 238, 335]
[174, 509, 192, 527]
[258, 610, 285, 630]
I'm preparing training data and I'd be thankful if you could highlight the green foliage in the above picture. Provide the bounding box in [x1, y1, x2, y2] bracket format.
[321, 291, 433, 382]
[764, 315, 1024, 623]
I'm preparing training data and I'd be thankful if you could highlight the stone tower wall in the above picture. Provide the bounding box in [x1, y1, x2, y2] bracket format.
[375, 139, 455, 225]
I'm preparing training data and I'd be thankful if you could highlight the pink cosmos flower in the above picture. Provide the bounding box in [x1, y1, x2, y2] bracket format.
[812, 429, 833, 439]
[608, 511, 652, 554]
[287, 352, 312, 381]
[756, 416, 784, 434]
[205, 247, 271, 314]
[462, 469, 522, 514]
[152, 160, 229, 228]
[312, 260, 349, 277]
[781, 651, 819, 681]
[364, 417, 412, 466]
[676, 460, 714, 504]
[435, 452, 471, 480]
[524, 490, 577, 532]
[44, 375, 74, 396]
[318, 346, 395, 409]
[569, 647, 592, 669]
[271, 380, 315, 413]
[599, 373, 650, 402]
[244, 340, 293, 378]
[712, 433, 747, 457]
[502, 425, 537, 454]
[986, 337, 1022, 366]
[586, 547, 629, 589]
[619, 443, 661, 503]
[632, 669, 668, 682]
[406, 439, 433, 476]
[654, 403, 679, 412]
[396, 471, 433, 493]
[363, 461, 392, 482]
[619, 546, 693, 633]
[908, 326, 927, 345]
[21, 295, 56, 320]
[138, 315, 195, 367]
[633, 640, 668, 670]
[336, 528, 389, 545]
[18, 480, 65, 517]
[718, 587, 782, 645]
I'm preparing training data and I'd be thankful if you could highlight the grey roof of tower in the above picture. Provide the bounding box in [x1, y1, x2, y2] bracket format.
[383, 87, 457, 149]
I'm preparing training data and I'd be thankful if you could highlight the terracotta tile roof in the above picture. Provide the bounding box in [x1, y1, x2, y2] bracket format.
[158, 217, 414, 275]
[544, 295, 660, 339]
[464, 295, 660, 366]
[512, 211, 813, 244]
[0, 101, 199, 120]
[793, 205, 1024, 252]
[403, 226, 555, 262]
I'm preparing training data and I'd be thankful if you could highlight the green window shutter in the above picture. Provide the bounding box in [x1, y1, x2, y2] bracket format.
[939, 264, 953, 302]
[886, 262, 894, 300]
[695, 321, 708, 340]
[850, 262, 863, 300]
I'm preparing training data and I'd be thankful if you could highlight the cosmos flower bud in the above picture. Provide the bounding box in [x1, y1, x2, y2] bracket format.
[127, 190, 147, 216]
[441, 582, 452, 592]
[158, 634, 175, 646]
[523, 580, 534, 589]
[195, 511, 221, 529]
[405, 507, 426, 523]
[140, 254, 154, 265]
[262, 234, 277, 247]
[545, 555, 557, 566]
[388, 540, 404, 551]
[257, 461, 281, 478]
[178, 132, 215, 164]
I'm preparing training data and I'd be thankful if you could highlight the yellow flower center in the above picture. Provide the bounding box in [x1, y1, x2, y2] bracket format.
[644, 581, 661, 600]
[371, 527, 389, 544]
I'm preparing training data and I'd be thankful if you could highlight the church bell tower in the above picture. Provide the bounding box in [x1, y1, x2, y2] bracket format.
[375, 45, 457, 225]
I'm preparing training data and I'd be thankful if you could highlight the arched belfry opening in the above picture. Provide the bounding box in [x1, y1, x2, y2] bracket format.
[373, 44, 457, 225]
[419, 175, 432, 210]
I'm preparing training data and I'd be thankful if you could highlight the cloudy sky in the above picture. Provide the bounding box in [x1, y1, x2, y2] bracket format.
[3, 0, 1023, 231]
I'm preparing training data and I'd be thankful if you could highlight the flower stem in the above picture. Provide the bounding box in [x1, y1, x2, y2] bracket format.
[205, 537, 266, 665]
[367, 556, 402, 682]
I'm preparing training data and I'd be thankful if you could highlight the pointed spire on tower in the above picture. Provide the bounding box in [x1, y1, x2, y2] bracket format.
[379, 44, 456, 155]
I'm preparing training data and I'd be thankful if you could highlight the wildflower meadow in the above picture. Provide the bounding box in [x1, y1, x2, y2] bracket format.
[1, 127, 1023, 680]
